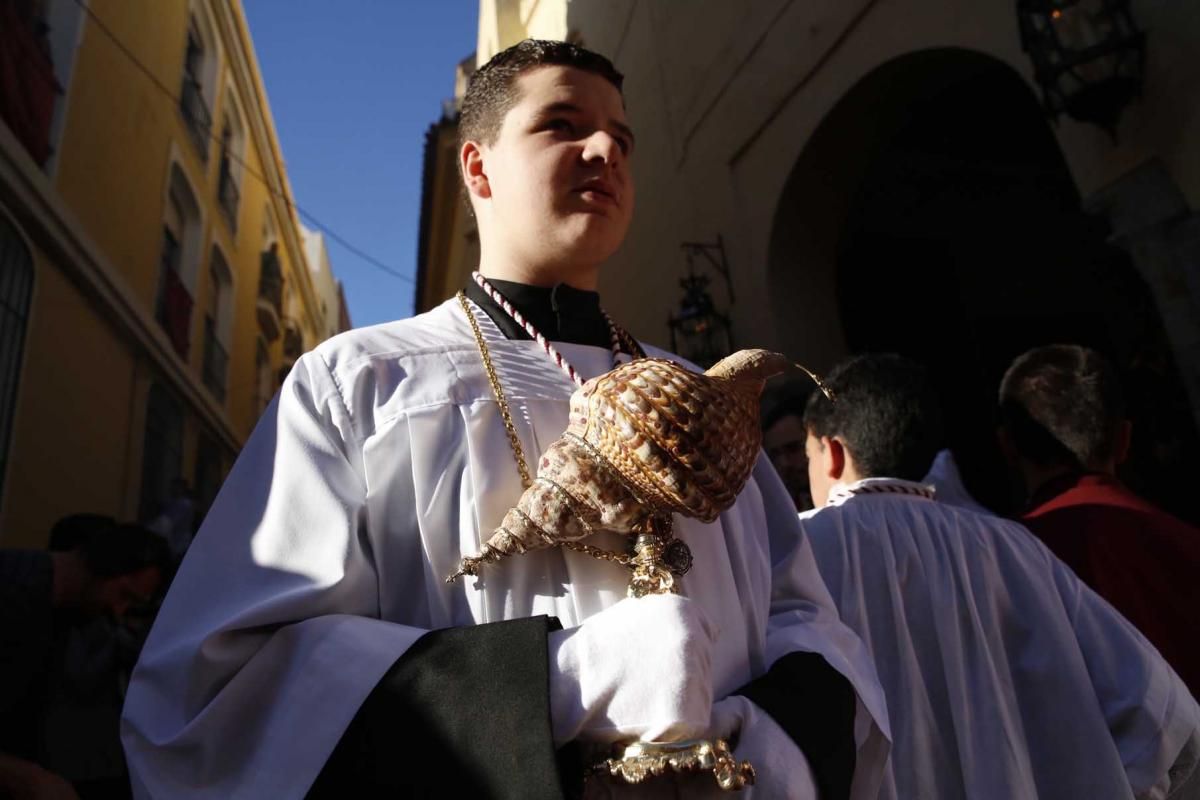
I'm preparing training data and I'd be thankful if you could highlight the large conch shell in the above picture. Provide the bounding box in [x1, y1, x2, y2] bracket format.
[448, 349, 791, 581]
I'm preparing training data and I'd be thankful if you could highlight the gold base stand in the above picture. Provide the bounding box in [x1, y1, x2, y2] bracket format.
[592, 523, 756, 792]
[593, 738, 756, 790]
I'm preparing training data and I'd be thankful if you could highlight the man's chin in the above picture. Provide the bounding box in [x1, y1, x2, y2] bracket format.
[551, 225, 626, 266]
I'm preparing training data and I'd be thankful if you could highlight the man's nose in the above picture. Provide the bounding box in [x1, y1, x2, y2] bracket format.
[582, 130, 622, 166]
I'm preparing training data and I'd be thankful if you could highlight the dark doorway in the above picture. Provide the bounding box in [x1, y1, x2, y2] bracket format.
[767, 48, 1198, 518]
[831, 50, 1198, 518]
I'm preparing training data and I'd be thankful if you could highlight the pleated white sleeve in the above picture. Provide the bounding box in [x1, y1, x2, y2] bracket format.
[1051, 557, 1200, 797]
[120, 352, 429, 799]
[752, 459, 893, 800]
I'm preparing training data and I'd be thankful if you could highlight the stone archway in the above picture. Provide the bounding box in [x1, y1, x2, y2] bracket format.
[769, 48, 1199, 517]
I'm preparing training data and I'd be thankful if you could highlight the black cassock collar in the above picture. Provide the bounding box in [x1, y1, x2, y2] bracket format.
[463, 277, 613, 350]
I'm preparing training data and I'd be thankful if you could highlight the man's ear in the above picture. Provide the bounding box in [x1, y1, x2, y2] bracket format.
[822, 436, 846, 481]
[460, 140, 490, 200]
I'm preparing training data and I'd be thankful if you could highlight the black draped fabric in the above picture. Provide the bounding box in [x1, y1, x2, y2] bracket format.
[464, 278, 614, 350]
[735, 651, 857, 800]
[309, 616, 574, 799]
[0, 550, 54, 763]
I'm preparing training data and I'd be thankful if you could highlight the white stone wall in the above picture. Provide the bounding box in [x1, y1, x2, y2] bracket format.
[467, 0, 1198, 390]
[553, 0, 1199, 366]
[300, 224, 341, 342]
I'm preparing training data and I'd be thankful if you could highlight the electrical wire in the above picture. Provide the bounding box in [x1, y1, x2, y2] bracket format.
[69, 0, 416, 284]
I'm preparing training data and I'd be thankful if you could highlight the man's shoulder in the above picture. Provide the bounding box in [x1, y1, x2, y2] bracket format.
[805, 492, 1041, 544]
[1026, 477, 1200, 537]
[311, 300, 470, 370]
[289, 300, 481, 428]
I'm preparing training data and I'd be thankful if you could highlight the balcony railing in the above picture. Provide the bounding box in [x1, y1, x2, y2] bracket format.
[179, 74, 211, 159]
[156, 251, 193, 360]
[217, 161, 239, 229]
[257, 247, 283, 341]
[202, 315, 228, 403]
[0, 0, 61, 165]
[282, 322, 304, 362]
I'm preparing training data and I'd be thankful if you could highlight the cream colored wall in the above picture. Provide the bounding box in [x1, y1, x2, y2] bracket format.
[476, 0, 569, 66]
[455, 0, 1197, 413]
[557, 0, 1199, 370]
[301, 226, 345, 341]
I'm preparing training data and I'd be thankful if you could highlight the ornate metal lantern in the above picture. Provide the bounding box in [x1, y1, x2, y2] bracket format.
[668, 274, 732, 369]
[1017, 0, 1146, 137]
[668, 238, 734, 369]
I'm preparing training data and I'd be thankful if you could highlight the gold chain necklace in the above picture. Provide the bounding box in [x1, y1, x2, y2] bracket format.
[456, 290, 645, 569]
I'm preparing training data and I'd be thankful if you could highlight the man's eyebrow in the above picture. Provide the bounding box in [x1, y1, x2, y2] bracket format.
[537, 102, 636, 146]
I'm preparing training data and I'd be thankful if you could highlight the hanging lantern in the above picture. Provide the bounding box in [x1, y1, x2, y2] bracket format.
[668, 272, 733, 369]
[1017, 0, 1145, 137]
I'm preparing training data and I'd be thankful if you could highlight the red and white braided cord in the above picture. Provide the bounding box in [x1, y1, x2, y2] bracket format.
[471, 271, 626, 386]
[826, 479, 936, 507]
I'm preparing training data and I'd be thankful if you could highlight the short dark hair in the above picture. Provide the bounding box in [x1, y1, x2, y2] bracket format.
[49, 513, 116, 552]
[998, 344, 1125, 469]
[803, 354, 944, 480]
[79, 523, 171, 579]
[458, 39, 624, 156]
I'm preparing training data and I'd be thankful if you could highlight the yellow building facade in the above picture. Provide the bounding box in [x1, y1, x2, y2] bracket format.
[0, 0, 345, 547]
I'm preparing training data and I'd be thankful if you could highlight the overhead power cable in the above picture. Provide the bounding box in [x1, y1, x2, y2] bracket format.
[69, 0, 415, 284]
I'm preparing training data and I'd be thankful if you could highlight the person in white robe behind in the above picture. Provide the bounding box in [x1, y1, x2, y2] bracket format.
[120, 40, 889, 799]
[921, 448, 991, 514]
[800, 353, 1199, 800]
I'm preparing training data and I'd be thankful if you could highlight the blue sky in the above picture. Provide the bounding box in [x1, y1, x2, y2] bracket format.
[244, 1, 478, 327]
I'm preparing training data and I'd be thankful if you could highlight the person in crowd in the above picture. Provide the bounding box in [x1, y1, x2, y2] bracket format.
[801, 353, 1198, 799]
[763, 392, 814, 512]
[122, 39, 889, 799]
[146, 478, 195, 562]
[998, 343, 1200, 696]
[921, 448, 991, 514]
[1, 520, 169, 799]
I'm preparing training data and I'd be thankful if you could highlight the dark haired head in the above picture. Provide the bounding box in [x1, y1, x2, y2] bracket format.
[79, 523, 172, 579]
[458, 39, 624, 158]
[49, 513, 116, 552]
[998, 344, 1125, 470]
[804, 354, 944, 480]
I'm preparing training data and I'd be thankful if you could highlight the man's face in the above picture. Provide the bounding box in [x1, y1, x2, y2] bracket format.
[475, 65, 635, 272]
[764, 414, 812, 512]
[84, 566, 162, 620]
[805, 433, 835, 509]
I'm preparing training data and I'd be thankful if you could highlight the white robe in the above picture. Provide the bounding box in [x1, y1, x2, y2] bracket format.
[921, 449, 991, 515]
[802, 478, 1200, 800]
[120, 298, 890, 799]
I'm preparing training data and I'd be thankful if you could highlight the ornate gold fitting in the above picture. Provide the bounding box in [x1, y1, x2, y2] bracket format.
[592, 738, 756, 791]
[627, 515, 692, 598]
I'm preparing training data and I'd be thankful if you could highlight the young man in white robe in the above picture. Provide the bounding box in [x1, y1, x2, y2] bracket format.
[801, 353, 1200, 799]
[120, 40, 889, 799]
